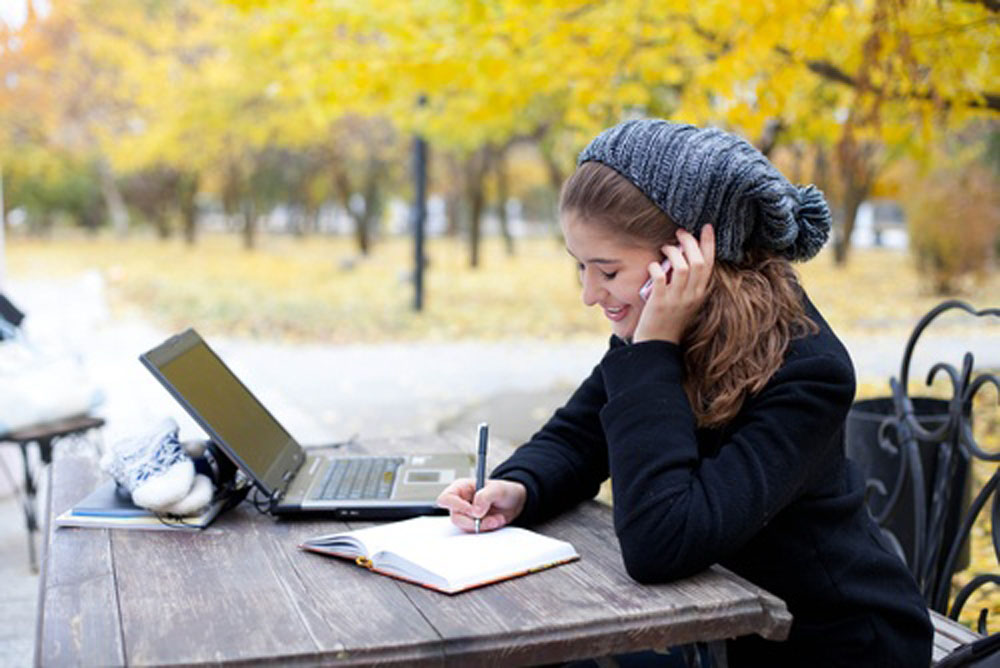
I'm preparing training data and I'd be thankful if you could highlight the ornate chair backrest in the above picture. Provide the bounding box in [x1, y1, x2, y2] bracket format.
[870, 300, 999, 632]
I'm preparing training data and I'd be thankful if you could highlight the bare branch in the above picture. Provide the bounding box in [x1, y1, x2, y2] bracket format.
[656, 14, 999, 113]
[974, 92, 1000, 110]
[958, 0, 999, 12]
[775, 47, 1000, 112]
[767, 49, 854, 93]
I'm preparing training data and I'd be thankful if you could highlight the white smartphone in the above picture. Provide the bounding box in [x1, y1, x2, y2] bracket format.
[639, 259, 673, 301]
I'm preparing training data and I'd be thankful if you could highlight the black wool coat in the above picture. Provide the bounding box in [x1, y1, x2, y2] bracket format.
[492, 299, 932, 667]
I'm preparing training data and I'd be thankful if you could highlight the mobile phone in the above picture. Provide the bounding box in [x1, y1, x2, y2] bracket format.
[639, 259, 672, 301]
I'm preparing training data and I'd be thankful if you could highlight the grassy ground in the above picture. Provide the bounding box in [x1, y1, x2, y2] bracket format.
[7, 230, 1000, 632]
[6, 231, 999, 343]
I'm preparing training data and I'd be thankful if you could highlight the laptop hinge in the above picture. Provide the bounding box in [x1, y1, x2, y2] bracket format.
[275, 451, 305, 500]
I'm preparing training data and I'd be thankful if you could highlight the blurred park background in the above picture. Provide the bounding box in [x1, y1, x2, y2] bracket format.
[0, 0, 998, 659]
[0, 0, 997, 311]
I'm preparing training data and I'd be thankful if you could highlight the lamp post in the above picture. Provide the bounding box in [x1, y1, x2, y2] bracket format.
[412, 97, 428, 311]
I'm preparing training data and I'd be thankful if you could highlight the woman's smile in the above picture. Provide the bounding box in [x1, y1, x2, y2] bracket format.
[602, 304, 629, 322]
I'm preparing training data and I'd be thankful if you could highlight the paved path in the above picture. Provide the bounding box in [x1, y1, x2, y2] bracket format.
[7, 273, 997, 443]
[2, 274, 606, 445]
[0, 273, 996, 665]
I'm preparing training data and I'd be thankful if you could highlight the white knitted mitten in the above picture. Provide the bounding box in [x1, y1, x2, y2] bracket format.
[101, 418, 195, 512]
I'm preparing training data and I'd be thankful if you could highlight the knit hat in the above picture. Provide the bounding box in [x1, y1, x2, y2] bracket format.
[577, 119, 831, 263]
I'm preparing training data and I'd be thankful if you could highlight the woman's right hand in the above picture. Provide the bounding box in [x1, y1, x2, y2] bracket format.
[633, 224, 715, 344]
[436, 478, 527, 533]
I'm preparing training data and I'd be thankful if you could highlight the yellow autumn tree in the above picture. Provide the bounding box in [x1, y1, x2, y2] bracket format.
[0, 1, 138, 234]
[228, 0, 998, 264]
[5, 0, 997, 262]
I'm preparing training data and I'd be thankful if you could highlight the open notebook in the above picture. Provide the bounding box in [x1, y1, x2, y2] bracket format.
[300, 516, 579, 594]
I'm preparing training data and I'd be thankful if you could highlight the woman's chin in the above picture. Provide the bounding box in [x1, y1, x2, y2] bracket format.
[611, 321, 637, 341]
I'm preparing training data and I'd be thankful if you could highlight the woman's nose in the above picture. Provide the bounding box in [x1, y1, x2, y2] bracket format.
[580, 272, 602, 306]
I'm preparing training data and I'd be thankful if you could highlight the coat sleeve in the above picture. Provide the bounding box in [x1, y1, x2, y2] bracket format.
[490, 360, 611, 526]
[599, 339, 856, 583]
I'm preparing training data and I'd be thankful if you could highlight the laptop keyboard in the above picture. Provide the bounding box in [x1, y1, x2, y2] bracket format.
[315, 457, 404, 500]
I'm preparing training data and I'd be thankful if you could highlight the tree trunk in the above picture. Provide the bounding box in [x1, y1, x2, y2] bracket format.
[832, 133, 877, 266]
[789, 143, 805, 185]
[540, 150, 566, 229]
[466, 149, 490, 269]
[152, 213, 171, 239]
[332, 171, 367, 252]
[495, 148, 514, 256]
[179, 172, 199, 245]
[355, 162, 385, 256]
[98, 158, 130, 237]
[833, 184, 868, 265]
[757, 119, 784, 157]
[242, 199, 256, 250]
[445, 192, 462, 236]
[540, 150, 565, 192]
[469, 185, 484, 268]
[354, 211, 370, 255]
[289, 207, 305, 238]
[444, 154, 463, 236]
[811, 146, 844, 262]
[222, 162, 242, 234]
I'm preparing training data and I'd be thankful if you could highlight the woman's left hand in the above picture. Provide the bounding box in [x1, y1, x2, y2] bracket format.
[633, 224, 715, 344]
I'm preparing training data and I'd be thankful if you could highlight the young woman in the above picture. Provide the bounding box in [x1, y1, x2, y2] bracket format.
[437, 119, 932, 666]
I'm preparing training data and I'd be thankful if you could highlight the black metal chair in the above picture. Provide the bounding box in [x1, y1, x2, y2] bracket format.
[845, 300, 999, 634]
[0, 292, 25, 339]
[1, 415, 105, 571]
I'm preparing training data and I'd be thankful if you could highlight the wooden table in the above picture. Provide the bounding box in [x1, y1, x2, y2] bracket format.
[37, 434, 791, 666]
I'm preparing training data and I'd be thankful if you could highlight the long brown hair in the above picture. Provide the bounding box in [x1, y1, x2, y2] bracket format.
[561, 162, 817, 428]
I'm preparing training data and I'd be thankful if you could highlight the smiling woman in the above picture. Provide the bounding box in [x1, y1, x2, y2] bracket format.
[437, 119, 934, 668]
[560, 159, 812, 429]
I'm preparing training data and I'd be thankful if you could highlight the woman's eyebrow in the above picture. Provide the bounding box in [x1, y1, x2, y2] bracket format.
[564, 248, 620, 265]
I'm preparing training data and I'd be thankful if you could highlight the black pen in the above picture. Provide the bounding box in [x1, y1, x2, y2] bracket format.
[475, 422, 488, 534]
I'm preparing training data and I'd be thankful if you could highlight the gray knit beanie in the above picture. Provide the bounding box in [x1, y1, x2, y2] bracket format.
[577, 119, 831, 263]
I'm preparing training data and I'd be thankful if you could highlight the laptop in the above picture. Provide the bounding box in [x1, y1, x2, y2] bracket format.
[139, 328, 475, 518]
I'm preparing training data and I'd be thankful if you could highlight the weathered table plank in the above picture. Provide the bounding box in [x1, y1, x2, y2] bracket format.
[39, 435, 792, 666]
[37, 458, 125, 667]
[397, 501, 790, 666]
[254, 516, 448, 665]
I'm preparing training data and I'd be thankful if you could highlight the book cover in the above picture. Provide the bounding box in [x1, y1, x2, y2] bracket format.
[300, 515, 579, 594]
[55, 480, 227, 531]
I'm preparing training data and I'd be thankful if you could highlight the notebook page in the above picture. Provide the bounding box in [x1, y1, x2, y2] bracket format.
[376, 518, 578, 591]
[304, 516, 454, 555]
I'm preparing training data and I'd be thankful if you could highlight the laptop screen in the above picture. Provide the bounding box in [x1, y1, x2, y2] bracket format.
[140, 329, 302, 494]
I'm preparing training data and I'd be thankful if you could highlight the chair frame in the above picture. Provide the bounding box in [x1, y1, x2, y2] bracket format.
[863, 300, 999, 631]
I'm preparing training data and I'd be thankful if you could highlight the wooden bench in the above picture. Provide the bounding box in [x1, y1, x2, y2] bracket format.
[931, 609, 985, 666]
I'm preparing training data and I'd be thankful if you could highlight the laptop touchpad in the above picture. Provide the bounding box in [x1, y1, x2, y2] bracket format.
[405, 470, 454, 484]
